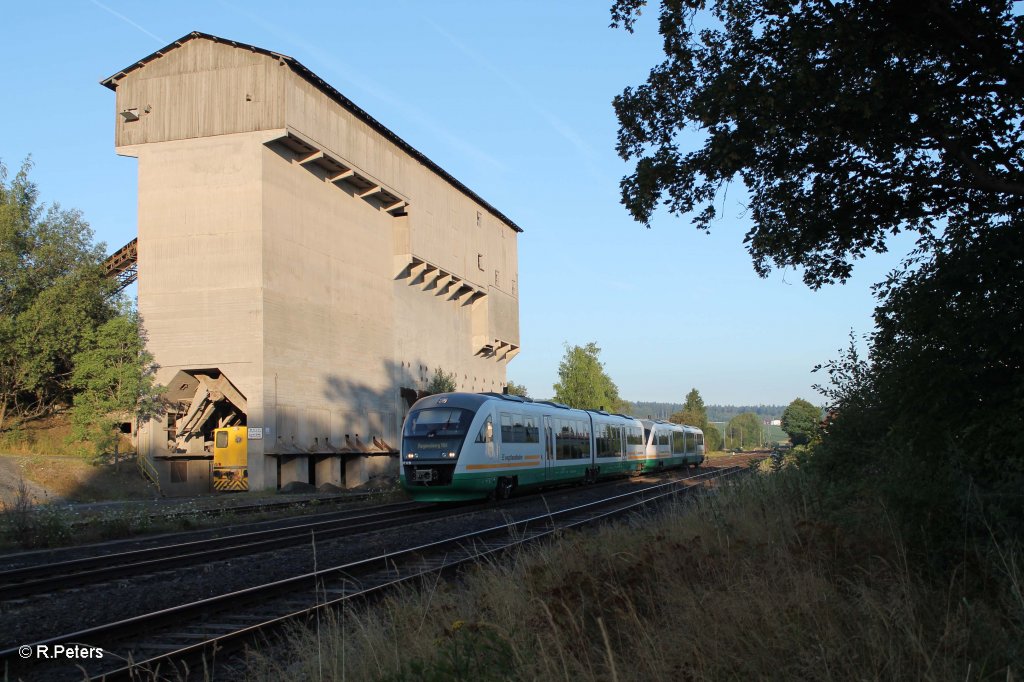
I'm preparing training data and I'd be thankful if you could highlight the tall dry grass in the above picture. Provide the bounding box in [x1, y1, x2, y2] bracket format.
[244, 469, 1022, 681]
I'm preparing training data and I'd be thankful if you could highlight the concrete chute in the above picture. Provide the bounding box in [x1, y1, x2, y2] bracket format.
[163, 370, 247, 453]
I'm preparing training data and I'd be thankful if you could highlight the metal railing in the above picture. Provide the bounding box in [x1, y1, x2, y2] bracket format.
[135, 452, 161, 495]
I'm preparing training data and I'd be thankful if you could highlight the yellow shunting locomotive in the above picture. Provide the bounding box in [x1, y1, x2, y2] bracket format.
[213, 426, 248, 491]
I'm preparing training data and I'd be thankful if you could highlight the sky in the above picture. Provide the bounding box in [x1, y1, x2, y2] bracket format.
[1, 1, 917, 406]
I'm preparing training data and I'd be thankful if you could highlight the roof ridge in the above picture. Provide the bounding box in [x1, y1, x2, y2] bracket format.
[101, 31, 523, 234]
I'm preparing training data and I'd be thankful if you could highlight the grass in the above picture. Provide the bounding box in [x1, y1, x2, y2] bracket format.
[0, 413, 106, 458]
[9, 454, 154, 501]
[244, 466, 1022, 681]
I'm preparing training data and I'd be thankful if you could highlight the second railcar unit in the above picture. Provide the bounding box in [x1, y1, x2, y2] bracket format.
[400, 392, 700, 502]
[639, 420, 706, 472]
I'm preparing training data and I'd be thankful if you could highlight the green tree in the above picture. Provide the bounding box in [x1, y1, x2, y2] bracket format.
[611, 0, 1024, 554]
[70, 312, 164, 458]
[425, 368, 457, 395]
[813, 227, 1024, 551]
[781, 398, 821, 446]
[553, 342, 623, 411]
[505, 380, 529, 398]
[670, 387, 708, 429]
[703, 423, 722, 453]
[724, 412, 763, 450]
[0, 158, 114, 430]
[611, 0, 1024, 288]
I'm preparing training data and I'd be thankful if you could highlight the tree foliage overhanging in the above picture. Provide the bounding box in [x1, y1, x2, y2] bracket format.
[611, 0, 1024, 288]
[612, 1, 1024, 552]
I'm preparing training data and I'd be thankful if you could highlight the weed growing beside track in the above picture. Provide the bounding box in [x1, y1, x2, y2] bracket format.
[246, 468, 1022, 681]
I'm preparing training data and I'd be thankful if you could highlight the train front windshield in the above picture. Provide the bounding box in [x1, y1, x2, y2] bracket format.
[403, 407, 475, 458]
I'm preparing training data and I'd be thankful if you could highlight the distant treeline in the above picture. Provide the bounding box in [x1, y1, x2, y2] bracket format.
[624, 401, 785, 423]
[706, 405, 786, 423]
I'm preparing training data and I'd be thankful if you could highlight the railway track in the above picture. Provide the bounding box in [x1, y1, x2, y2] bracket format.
[1, 465, 745, 681]
[0, 500, 440, 601]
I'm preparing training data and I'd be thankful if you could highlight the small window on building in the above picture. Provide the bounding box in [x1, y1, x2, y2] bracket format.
[476, 211, 482, 227]
[477, 253, 484, 270]
[495, 269, 500, 286]
[170, 461, 188, 483]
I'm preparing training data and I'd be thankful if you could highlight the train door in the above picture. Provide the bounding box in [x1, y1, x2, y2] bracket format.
[586, 413, 597, 482]
[543, 415, 555, 481]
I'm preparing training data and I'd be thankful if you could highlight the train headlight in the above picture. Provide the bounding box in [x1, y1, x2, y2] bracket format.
[406, 452, 417, 459]
[447, 451, 457, 458]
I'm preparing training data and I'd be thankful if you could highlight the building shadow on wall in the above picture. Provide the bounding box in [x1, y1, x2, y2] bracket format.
[269, 358, 435, 458]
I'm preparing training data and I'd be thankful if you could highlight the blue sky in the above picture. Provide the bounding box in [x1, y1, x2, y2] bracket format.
[1, 1, 914, 406]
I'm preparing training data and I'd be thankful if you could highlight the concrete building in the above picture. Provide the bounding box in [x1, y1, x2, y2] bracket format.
[102, 32, 521, 495]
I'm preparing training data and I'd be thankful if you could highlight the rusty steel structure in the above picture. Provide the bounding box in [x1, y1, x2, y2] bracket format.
[103, 238, 138, 293]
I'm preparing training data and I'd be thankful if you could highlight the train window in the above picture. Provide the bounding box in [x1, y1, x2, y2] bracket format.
[658, 431, 670, 447]
[406, 408, 474, 437]
[673, 431, 685, 454]
[499, 413, 532, 443]
[555, 422, 573, 460]
[524, 417, 539, 443]
[626, 428, 644, 446]
[215, 431, 228, 449]
[686, 432, 696, 452]
[512, 415, 527, 442]
[596, 424, 612, 457]
[644, 428, 652, 445]
[610, 426, 624, 455]
[577, 420, 591, 457]
[475, 416, 493, 443]
[555, 419, 589, 460]
[697, 433, 704, 446]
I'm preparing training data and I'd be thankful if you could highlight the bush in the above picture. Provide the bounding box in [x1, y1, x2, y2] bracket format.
[809, 225, 1024, 560]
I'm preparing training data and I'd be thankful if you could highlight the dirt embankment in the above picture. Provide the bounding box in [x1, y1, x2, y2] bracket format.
[0, 454, 155, 507]
[0, 456, 59, 506]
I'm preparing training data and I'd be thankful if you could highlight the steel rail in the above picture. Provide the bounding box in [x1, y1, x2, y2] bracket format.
[50, 489, 386, 532]
[1, 466, 743, 680]
[0, 500, 435, 601]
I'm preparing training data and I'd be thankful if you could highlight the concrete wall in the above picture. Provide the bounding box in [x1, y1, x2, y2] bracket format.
[112, 36, 519, 493]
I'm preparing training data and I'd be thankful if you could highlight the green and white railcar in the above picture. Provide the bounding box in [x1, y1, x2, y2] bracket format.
[639, 420, 706, 472]
[400, 392, 646, 502]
